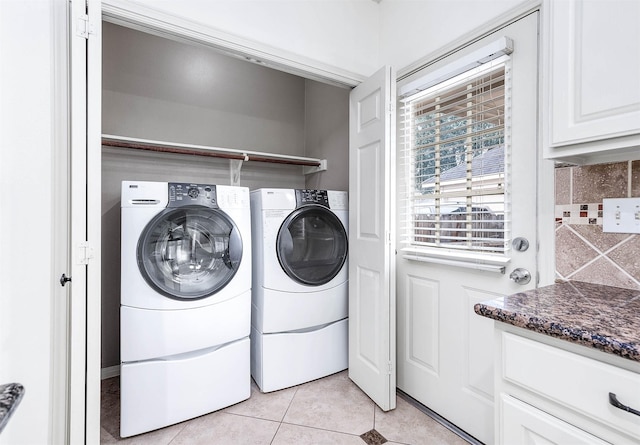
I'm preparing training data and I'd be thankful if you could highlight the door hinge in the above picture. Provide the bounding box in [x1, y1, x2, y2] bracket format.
[77, 241, 95, 265]
[76, 14, 95, 39]
[388, 361, 393, 375]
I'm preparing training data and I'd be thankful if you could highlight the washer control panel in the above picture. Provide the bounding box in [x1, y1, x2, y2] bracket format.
[168, 183, 218, 208]
[295, 189, 329, 208]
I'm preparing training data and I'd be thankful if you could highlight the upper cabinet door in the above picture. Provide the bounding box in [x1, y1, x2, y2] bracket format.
[543, 0, 640, 164]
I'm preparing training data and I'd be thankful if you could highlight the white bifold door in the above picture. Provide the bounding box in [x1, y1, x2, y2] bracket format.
[348, 66, 397, 412]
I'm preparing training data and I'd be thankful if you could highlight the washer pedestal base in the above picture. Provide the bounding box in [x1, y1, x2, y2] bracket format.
[250, 318, 348, 393]
[120, 338, 250, 438]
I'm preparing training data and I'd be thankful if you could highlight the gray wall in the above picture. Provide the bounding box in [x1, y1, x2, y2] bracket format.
[101, 23, 349, 368]
[304, 81, 349, 192]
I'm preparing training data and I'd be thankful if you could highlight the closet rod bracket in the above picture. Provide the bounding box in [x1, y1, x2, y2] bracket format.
[303, 159, 327, 175]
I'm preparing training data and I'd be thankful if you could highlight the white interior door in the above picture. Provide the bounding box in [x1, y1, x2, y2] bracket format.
[348, 66, 396, 411]
[69, 0, 102, 443]
[396, 13, 545, 445]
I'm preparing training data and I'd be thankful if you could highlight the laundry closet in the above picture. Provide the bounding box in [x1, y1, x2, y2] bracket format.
[100, 21, 350, 374]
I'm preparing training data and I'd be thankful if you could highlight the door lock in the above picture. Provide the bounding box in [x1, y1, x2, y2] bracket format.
[512, 237, 530, 252]
[509, 268, 531, 285]
[59, 273, 72, 287]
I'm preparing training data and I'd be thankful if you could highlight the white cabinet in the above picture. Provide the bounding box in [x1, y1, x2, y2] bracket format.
[501, 395, 609, 445]
[495, 327, 640, 444]
[542, 0, 640, 164]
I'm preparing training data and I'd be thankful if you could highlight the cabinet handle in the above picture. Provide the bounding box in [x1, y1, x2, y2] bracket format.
[609, 392, 640, 417]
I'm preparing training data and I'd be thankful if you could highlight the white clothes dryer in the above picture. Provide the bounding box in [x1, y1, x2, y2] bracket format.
[250, 188, 348, 392]
[120, 181, 251, 437]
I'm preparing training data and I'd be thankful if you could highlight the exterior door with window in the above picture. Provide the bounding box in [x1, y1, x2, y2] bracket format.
[396, 13, 544, 444]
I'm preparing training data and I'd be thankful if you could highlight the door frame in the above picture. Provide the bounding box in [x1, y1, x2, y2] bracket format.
[80, 2, 362, 440]
[69, 0, 102, 443]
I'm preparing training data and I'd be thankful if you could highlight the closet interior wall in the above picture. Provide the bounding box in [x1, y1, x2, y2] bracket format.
[101, 22, 349, 370]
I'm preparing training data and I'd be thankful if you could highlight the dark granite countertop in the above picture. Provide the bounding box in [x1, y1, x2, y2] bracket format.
[0, 383, 24, 434]
[474, 281, 640, 362]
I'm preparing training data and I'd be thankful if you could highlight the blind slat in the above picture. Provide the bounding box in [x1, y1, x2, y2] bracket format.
[400, 59, 510, 255]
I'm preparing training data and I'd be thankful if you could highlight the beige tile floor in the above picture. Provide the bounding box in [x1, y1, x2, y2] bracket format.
[101, 371, 472, 445]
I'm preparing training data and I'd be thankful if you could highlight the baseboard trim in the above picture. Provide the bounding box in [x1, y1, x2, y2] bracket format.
[101, 365, 121, 380]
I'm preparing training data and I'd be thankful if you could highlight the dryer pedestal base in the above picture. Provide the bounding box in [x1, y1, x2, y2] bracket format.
[250, 318, 348, 393]
[120, 337, 250, 438]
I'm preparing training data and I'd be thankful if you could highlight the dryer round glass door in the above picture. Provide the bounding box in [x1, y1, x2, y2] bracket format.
[276, 205, 348, 286]
[137, 205, 242, 300]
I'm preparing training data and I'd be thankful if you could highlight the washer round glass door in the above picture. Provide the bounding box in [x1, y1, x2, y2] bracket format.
[276, 205, 348, 286]
[137, 205, 242, 300]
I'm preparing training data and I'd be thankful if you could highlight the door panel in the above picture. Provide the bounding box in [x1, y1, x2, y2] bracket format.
[355, 266, 381, 368]
[396, 13, 541, 444]
[356, 142, 380, 238]
[404, 275, 439, 375]
[348, 66, 396, 412]
[463, 287, 500, 400]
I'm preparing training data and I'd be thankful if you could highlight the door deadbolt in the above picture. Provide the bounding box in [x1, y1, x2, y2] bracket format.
[512, 237, 530, 252]
[509, 268, 531, 285]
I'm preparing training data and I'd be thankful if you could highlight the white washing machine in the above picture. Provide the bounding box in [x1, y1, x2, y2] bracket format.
[250, 188, 348, 392]
[120, 181, 251, 437]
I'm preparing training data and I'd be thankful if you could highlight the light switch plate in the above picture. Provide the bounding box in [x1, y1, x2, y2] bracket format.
[602, 197, 640, 234]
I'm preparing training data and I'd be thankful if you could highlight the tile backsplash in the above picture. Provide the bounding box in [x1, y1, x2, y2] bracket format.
[555, 160, 640, 290]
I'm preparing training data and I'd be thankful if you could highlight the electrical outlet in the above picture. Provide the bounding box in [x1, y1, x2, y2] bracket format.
[602, 197, 640, 234]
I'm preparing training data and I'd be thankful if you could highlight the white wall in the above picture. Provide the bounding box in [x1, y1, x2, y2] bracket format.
[108, 0, 381, 79]
[103, 22, 309, 155]
[304, 81, 350, 192]
[379, 0, 537, 73]
[109, 0, 537, 79]
[0, 1, 63, 443]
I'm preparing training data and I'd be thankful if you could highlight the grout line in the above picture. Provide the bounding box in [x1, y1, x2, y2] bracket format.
[165, 421, 189, 445]
[278, 421, 365, 438]
[569, 165, 574, 205]
[600, 234, 635, 256]
[559, 225, 603, 280]
[563, 223, 602, 254]
[562, 228, 640, 288]
[269, 384, 300, 445]
[629, 160, 633, 198]
[555, 270, 567, 281]
[565, 254, 602, 280]
[281, 386, 299, 421]
[269, 421, 281, 445]
[600, 255, 640, 291]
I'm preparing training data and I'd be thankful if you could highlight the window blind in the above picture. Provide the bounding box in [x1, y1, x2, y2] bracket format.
[399, 57, 511, 257]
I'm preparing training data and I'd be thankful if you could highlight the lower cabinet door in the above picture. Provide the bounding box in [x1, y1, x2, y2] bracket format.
[500, 395, 610, 445]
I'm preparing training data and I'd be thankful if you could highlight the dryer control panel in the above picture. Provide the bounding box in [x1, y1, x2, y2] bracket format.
[168, 183, 218, 208]
[295, 189, 329, 208]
